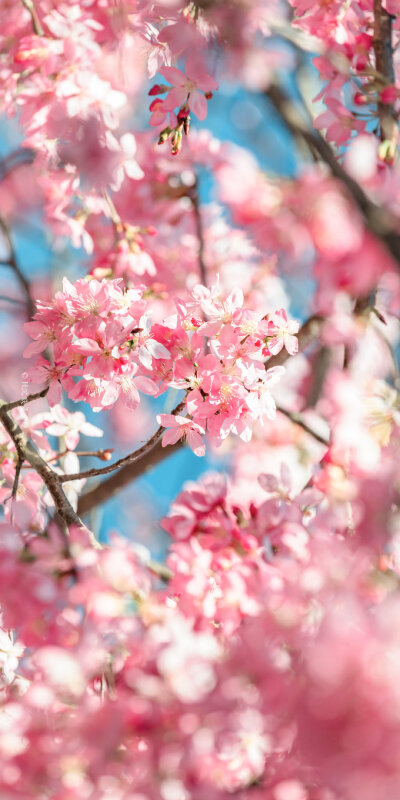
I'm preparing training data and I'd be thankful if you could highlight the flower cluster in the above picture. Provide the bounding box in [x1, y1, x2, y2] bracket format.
[24, 276, 297, 450]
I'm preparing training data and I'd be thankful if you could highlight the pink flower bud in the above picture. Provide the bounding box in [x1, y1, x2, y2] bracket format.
[381, 85, 398, 104]
[353, 92, 368, 106]
[148, 84, 169, 96]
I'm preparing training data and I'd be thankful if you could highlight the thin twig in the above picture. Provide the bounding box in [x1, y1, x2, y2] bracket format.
[21, 0, 44, 36]
[265, 85, 400, 267]
[11, 454, 24, 499]
[373, 0, 398, 149]
[148, 560, 173, 582]
[77, 437, 183, 516]
[0, 399, 99, 545]
[0, 295, 26, 306]
[0, 149, 36, 181]
[276, 405, 330, 446]
[22, 448, 114, 469]
[1, 388, 49, 412]
[0, 217, 35, 319]
[306, 345, 331, 407]
[189, 177, 207, 286]
[60, 398, 187, 483]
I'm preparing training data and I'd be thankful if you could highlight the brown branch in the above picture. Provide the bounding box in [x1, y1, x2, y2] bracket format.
[77, 437, 183, 516]
[305, 345, 331, 407]
[373, 0, 398, 150]
[276, 405, 330, 446]
[1, 388, 49, 412]
[0, 217, 35, 319]
[21, 0, 44, 36]
[189, 177, 207, 286]
[22, 448, 114, 469]
[0, 149, 36, 181]
[11, 455, 23, 500]
[148, 560, 173, 582]
[62, 398, 186, 484]
[0, 400, 97, 541]
[265, 85, 400, 266]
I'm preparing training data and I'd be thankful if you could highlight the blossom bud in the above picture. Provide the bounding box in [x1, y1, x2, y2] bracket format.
[381, 85, 398, 104]
[98, 449, 113, 461]
[177, 104, 189, 120]
[353, 92, 368, 106]
[148, 84, 169, 96]
[171, 129, 183, 155]
[378, 138, 397, 165]
[151, 282, 167, 293]
[158, 127, 172, 145]
[205, 92, 213, 100]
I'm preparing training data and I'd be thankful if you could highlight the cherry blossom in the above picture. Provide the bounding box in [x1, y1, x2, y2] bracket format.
[159, 54, 218, 121]
[0, 1, 400, 798]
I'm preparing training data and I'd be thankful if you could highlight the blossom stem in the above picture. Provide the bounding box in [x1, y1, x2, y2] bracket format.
[1, 388, 49, 412]
[21, 0, 44, 36]
[0, 216, 35, 319]
[373, 0, 398, 147]
[61, 398, 187, 484]
[189, 177, 207, 287]
[276, 405, 330, 446]
[0, 399, 99, 545]
[265, 84, 400, 268]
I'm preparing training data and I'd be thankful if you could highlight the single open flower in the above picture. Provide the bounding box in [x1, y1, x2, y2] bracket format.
[157, 413, 205, 456]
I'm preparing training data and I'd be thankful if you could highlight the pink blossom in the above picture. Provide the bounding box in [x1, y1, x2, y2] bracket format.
[157, 413, 205, 456]
[266, 309, 299, 356]
[159, 53, 218, 121]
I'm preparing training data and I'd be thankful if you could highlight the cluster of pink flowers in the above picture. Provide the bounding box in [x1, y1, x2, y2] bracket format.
[0, 457, 399, 798]
[24, 275, 297, 450]
[289, 0, 400, 156]
[1, 0, 400, 798]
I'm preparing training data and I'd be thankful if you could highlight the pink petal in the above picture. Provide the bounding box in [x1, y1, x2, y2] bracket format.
[162, 428, 182, 447]
[284, 335, 298, 355]
[23, 339, 47, 358]
[65, 431, 79, 450]
[147, 340, 170, 359]
[157, 414, 179, 428]
[47, 381, 62, 407]
[267, 336, 284, 355]
[188, 90, 207, 121]
[162, 86, 187, 111]
[187, 429, 205, 457]
[73, 339, 102, 355]
[258, 473, 279, 493]
[160, 65, 186, 86]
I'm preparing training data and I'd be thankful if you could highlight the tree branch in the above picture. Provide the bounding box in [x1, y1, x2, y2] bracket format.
[373, 0, 398, 150]
[265, 85, 400, 267]
[0, 400, 91, 535]
[1, 388, 49, 413]
[77, 437, 183, 516]
[276, 405, 330, 446]
[0, 216, 35, 319]
[189, 177, 207, 286]
[61, 399, 187, 484]
[0, 148, 36, 181]
[21, 0, 44, 36]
